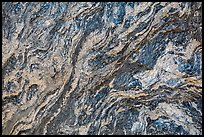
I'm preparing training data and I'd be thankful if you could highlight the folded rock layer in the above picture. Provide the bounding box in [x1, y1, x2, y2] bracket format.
[2, 2, 202, 135]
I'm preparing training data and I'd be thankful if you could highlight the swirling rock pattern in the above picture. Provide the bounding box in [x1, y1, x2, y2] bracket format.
[2, 2, 202, 135]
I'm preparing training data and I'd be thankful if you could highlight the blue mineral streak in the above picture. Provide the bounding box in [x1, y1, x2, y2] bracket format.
[113, 3, 126, 25]
[128, 79, 142, 87]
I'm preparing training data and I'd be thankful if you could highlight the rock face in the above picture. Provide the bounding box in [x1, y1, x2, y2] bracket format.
[2, 2, 202, 135]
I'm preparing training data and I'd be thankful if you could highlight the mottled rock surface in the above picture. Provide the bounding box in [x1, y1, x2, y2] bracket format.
[2, 2, 202, 135]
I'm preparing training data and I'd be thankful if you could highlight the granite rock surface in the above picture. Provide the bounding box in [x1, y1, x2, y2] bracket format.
[2, 2, 202, 135]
